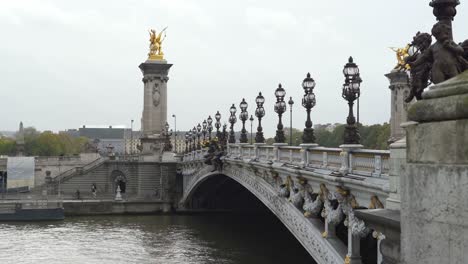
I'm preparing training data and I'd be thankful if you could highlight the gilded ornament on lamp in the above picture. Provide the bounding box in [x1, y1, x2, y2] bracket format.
[148, 27, 167, 61]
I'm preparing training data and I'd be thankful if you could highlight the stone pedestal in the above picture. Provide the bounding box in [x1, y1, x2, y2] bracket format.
[385, 70, 411, 144]
[139, 59, 172, 158]
[401, 71, 468, 264]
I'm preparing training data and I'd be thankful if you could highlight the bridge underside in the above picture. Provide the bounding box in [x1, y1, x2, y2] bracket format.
[187, 174, 266, 211]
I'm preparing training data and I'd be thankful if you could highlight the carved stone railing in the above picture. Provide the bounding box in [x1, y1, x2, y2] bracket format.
[214, 144, 390, 178]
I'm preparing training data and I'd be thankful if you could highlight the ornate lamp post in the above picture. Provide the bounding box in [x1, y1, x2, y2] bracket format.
[185, 132, 189, 153]
[301, 73, 317, 144]
[202, 120, 207, 141]
[222, 124, 228, 147]
[215, 111, 221, 139]
[187, 131, 192, 152]
[192, 127, 197, 151]
[255, 92, 265, 143]
[274, 84, 287, 143]
[288, 96, 294, 145]
[228, 104, 237, 143]
[196, 123, 202, 149]
[249, 115, 254, 144]
[430, 0, 460, 39]
[239, 98, 249, 143]
[342, 57, 362, 144]
[207, 116, 213, 140]
[162, 122, 173, 151]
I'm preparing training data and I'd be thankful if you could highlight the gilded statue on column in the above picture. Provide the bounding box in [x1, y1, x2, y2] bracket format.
[148, 27, 167, 60]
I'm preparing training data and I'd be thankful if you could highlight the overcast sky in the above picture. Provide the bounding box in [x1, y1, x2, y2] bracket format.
[1, 0, 468, 137]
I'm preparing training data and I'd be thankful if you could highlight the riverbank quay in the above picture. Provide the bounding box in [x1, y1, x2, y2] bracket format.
[63, 199, 173, 216]
[0, 199, 64, 221]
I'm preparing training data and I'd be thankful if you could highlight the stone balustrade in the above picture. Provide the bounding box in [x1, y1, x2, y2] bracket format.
[183, 144, 390, 178]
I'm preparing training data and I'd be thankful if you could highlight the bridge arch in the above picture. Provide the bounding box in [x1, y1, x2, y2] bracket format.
[181, 165, 345, 264]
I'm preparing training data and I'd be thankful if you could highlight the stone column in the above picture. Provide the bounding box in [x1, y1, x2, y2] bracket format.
[253, 143, 265, 161]
[339, 144, 363, 175]
[139, 60, 172, 157]
[386, 137, 406, 210]
[401, 71, 468, 264]
[238, 143, 248, 159]
[300, 143, 318, 167]
[273, 143, 288, 162]
[385, 70, 411, 144]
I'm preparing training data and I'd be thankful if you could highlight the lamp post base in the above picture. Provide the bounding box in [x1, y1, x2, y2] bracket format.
[343, 124, 360, 145]
[302, 128, 316, 144]
[274, 130, 285, 144]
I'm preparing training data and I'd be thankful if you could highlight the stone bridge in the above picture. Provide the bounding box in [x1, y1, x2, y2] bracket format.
[181, 143, 398, 264]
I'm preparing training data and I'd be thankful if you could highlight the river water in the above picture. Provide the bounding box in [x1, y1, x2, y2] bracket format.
[0, 213, 316, 264]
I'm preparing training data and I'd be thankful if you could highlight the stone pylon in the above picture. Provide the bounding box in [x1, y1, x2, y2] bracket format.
[138, 60, 172, 157]
[401, 70, 468, 264]
[385, 70, 411, 144]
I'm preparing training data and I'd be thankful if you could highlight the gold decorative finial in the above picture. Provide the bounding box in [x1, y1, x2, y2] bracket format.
[389, 44, 411, 71]
[148, 27, 167, 61]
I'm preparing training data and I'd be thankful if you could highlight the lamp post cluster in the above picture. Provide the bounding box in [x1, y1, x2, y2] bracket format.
[184, 115, 217, 153]
[184, 56, 362, 152]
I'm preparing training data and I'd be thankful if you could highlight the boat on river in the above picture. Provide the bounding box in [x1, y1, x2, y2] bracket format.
[0, 200, 64, 221]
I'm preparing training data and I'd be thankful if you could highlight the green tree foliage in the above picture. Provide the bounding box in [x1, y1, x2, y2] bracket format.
[0, 137, 16, 155]
[0, 127, 88, 156]
[265, 123, 391, 149]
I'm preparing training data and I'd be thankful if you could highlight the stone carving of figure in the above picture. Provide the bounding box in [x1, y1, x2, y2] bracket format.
[404, 32, 433, 102]
[289, 180, 304, 209]
[148, 27, 167, 59]
[410, 22, 465, 85]
[152, 83, 160, 107]
[460, 39, 468, 68]
[278, 176, 291, 198]
[203, 139, 224, 172]
[303, 183, 326, 218]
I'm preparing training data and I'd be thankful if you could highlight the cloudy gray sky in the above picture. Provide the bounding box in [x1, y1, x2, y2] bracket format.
[1, 0, 467, 137]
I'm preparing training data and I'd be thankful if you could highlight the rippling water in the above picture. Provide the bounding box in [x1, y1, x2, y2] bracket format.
[0, 213, 316, 264]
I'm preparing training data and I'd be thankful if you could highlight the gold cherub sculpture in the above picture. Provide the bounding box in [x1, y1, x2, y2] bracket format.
[390, 44, 411, 71]
[148, 27, 167, 60]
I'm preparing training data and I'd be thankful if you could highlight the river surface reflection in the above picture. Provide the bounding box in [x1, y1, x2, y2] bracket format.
[0, 213, 316, 264]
